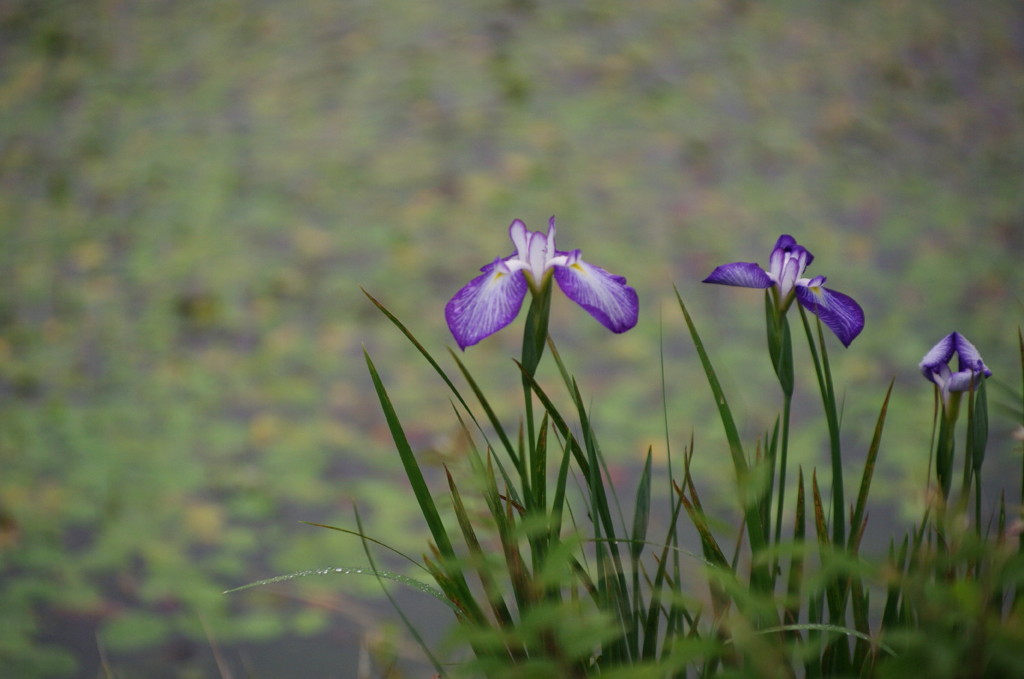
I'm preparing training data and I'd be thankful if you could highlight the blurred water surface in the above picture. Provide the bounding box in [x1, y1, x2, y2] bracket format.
[1, 0, 1022, 676]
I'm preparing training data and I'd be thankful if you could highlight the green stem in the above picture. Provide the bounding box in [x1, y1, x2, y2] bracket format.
[520, 284, 553, 509]
[765, 292, 795, 547]
[775, 395, 793, 544]
[675, 289, 772, 595]
[936, 392, 961, 504]
[798, 307, 845, 548]
[960, 385, 976, 512]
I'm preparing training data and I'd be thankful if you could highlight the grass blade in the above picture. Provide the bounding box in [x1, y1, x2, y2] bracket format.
[849, 379, 894, 554]
[363, 349, 485, 625]
[675, 288, 769, 589]
[446, 468, 517, 631]
[785, 468, 806, 635]
[298, 522, 427, 572]
[223, 565, 457, 613]
[354, 506, 450, 677]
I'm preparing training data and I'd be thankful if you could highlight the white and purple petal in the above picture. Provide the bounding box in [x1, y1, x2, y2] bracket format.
[553, 250, 639, 333]
[770, 235, 814, 269]
[795, 281, 865, 347]
[919, 333, 957, 382]
[946, 369, 984, 393]
[926, 362, 954, 391]
[769, 236, 813, 298]
[445, 259, 528, 350]
[702, 262, 774, 289]
[507, 217, 559, 284]
[919, 332, 991, 393]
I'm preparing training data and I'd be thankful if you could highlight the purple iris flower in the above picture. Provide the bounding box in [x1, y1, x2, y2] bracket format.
[702, 235, 865, 347]
[445, 217, 639, 349]
[919, 332, 992, 399]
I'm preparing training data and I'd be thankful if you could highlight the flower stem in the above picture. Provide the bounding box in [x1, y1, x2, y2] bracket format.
[936, 392, 961, 504]
[520, 283, 553, 513]
[765, 292, 795, 547]
[798, 306, 845, 548]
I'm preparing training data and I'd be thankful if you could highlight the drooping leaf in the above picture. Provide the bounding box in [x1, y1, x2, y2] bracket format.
[224, 566, 457, 612]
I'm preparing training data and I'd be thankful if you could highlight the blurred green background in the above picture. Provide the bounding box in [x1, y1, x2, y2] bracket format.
[2, 0, 1023, 676]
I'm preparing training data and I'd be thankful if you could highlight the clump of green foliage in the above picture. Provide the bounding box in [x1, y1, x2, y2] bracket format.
[260, 271, 1023, 677]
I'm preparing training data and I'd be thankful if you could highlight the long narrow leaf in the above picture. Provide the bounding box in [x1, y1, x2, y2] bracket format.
[448, 349, 521, 479]
[673, 290, 749, 485]
[364, 349, 453, 558]
[785, 468, 806, 634]
[849, 379, 895, 554]
[632, 450, 654, 564]
[298, 522, 427, 572]
[224, 566, 455, 611]
[354, 506, 450, 677]
[642, 488, 690, 660]
[446, 468, 517, 631]
[799, 307, 845, 549]
[881, 535, 908, 628]
[362, 289, 501, 452]
[675, 289, 769, 581]
[363, 349, 485, 625]
[547, 343, 629, 531]
[630, 449, 654, 649]
[739, 624, 895, 657]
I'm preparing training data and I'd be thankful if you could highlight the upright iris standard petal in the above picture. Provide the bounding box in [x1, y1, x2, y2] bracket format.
[702, 262, 774, 289]
[445, 258, 528, 349]
[553, 250, 640, 333]
[445, 217, 638, 348]
[919, 333, 957, 379]
[768, 235, 814, 299]
[795, 278, 865, 347]
[952, 333, 992, 377]
[703, 234, 865, 346]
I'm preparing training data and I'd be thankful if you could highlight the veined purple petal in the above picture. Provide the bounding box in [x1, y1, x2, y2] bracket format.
[445, 259, 528, 349]
[952, 333, 992, 377]
[919, 333, 957, 381]
[554, 250, 639, 333]
[919, 332, 991, 389]
[702, 262, 774, 289]
[795, 282, 865, 347]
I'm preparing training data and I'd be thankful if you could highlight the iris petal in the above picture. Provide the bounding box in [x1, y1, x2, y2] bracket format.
[771, 235, 814, 268]
[953, 333, 993, 377]
[702, 262, 774, 289]
[445, 259, 528, 350]
[946, 370, 984, 393]
[773, 234, 799, 252]
[508, 219, 529, 257]
[920, 333, 957, 380]
[795, 283, 865, 347]
[554, 250, 639, 333]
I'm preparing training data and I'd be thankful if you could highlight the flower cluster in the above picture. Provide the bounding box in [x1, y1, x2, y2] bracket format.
[447, 226, 993, 405]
